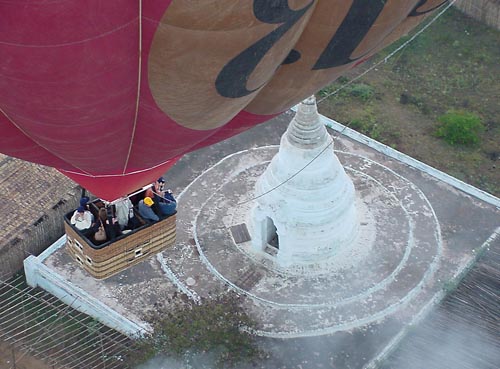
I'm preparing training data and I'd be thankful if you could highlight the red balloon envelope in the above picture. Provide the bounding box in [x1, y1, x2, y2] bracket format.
[0, 0, 446, 200]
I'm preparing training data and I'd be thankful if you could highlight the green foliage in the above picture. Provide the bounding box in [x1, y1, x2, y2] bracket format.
[317, 7, 499, 197]
[349, 109, 382, 141]
[348, 83, 375, 102]
[318, 77, 351, 98]
[337, 76, 350, 84]
[318, 82, 375, 103]
[132, 293, 263, 368]
[318, 84, 337, 98]
[435, 110, 484, 146]
[399, 92, 430, 114]
[350, 118, 382, 141]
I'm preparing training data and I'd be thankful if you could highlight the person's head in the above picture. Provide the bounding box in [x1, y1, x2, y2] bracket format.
[144, 197, 154, 207]
[98, 208, 107, 222]
[77, 206, 85, 213]
[156, 177, 165, 191]
[80, 196, 89, 207]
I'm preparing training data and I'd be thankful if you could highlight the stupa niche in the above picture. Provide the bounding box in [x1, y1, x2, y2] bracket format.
[250, 96, 359, 270]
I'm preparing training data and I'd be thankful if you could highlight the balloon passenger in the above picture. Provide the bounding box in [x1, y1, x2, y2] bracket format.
[145, 177, 177, 217]
[70, 206, 93, 231]
[161, 189, 177, 216]
[79, 196, 94, 221]
[80, 196, 90, 208]
[93, 211, 107, 244]
[94, 208, 122, 243]
[114, 197, 136, 230]
[138, 197, 159, 223]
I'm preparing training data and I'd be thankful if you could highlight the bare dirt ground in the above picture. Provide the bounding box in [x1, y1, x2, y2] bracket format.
[0, 341, 52, 369]
[318, 8, 499, 197]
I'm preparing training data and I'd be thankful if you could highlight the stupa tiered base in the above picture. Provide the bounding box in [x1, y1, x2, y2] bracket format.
[251, 96, 359, 269]
[174, 146, 442, 336]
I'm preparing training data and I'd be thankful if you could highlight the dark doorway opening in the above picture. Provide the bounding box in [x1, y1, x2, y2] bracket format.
[265, 217, 279, 256]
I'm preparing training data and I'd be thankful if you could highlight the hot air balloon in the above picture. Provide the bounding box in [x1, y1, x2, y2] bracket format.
[0, 0, 447, 201]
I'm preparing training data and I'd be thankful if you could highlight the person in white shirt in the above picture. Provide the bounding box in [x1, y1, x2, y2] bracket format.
[70, 206, 93, 231]
[114, 197, 134, 230]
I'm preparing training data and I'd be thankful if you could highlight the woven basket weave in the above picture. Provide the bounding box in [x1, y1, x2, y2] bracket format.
[65, 215, 176, 279]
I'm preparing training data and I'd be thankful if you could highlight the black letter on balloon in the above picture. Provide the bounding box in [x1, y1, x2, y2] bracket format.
[409, 0, 448, 16]
[215, 0, 315, 99]
[312, 0, 386, 70]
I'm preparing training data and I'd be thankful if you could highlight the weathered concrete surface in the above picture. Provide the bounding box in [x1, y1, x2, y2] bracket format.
[181, 147, 443, 336]
[36, 112, 499, 368]
[0, 155, 80, 279]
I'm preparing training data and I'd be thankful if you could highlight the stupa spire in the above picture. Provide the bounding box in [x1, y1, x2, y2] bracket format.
[286, 95, 329, 149]
[250, 96, 359, 271]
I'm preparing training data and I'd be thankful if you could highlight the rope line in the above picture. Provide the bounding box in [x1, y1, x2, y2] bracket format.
[317, 0, 457, 105]
[237, 1, 455, 206]
[11, 297, 79, 365]
[0, 277, 133, 369]
[122, 0, 143, 175]
[237, 141, 333, 205]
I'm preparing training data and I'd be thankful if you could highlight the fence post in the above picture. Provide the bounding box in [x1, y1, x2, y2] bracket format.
[11, 344, 17, 369]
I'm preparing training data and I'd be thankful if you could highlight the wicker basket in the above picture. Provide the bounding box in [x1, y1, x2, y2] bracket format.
[65, 214, 176, 279]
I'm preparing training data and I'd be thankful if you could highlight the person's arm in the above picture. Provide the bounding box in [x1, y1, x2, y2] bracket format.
[145, 206, 159, 221]
[164, 191, 176, 202]
[139, 202, 159, 222]
[84, 211, 93, 223]
[145, 187, 154, 199]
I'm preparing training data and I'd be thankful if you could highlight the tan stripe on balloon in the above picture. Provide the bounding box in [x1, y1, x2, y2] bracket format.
[148, 0, 315, 130]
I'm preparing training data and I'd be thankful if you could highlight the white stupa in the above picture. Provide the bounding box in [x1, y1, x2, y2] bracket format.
[250, 95, 359, 270]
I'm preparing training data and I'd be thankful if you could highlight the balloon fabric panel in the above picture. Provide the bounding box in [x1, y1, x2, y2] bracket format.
[0, 0, 447, 200]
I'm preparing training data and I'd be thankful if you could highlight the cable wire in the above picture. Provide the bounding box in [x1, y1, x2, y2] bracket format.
[238, 0, 456, 206]
[316, 0, 457, 105]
